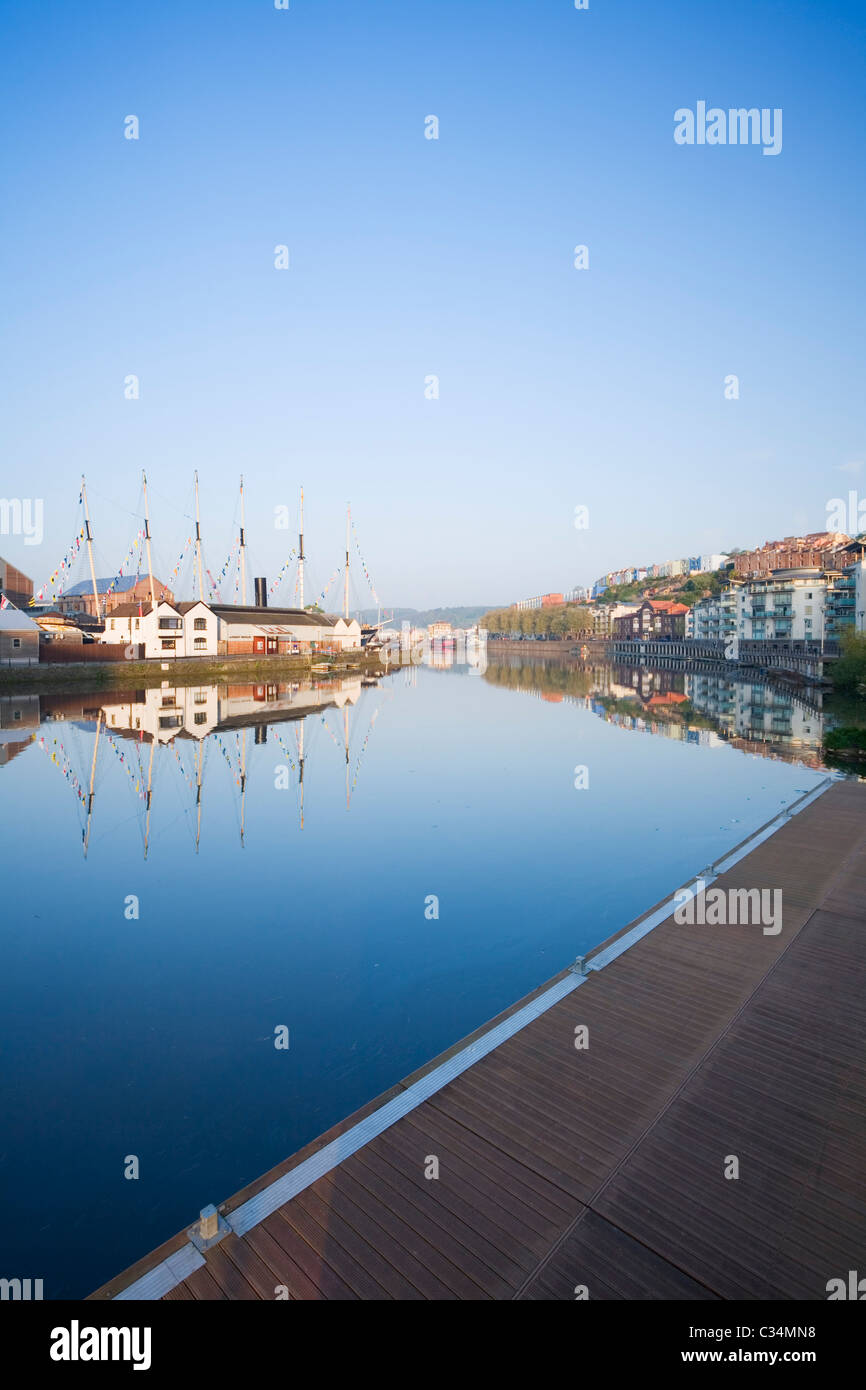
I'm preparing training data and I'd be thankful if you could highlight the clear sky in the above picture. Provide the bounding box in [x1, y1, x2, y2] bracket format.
[2, 0, 865, 609]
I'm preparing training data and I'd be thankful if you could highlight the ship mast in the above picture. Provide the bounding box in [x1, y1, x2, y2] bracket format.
[142, 471, 156, 605]
[344, 503, 350, 620]
[81, 476, 101, 620]
[239, 475, 247, 606]
[194, 470, 205, 602]
[298, 487, 305, 609]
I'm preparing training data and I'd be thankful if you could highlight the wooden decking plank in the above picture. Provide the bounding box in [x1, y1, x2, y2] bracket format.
[220, 1231, 293, 1301]
[305, 1168, 461, 1299]
[316, 1165, 467, 1298]
[183, 1266, 228, 1301]
[348, 1145, 510, 1296]
[293, 1186, 425, 1300]
[518, 1210, 718, 1301]
[200, 1245, 261, 1300]
[272, 1201, 392, 1300]
[364, 1124, 540, 1275]
[380, 1110, 555, 1258]
[429, 1085, 588, 1200]
[242, 1222, 326, 1301]
[259, 1211, 358, 1300]
[162, 1282, 195, 1300]
[400, 1107, 575, 1229]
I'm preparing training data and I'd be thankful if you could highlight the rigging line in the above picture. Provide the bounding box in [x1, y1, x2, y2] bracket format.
[82, 482, 145, 519]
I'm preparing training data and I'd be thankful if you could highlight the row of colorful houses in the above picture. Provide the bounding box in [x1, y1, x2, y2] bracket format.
[591, 554, 730, 599]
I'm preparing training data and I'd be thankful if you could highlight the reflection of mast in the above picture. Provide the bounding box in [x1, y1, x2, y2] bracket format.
[239, 727, 247, 847]
[81, 476, 101, 620]
[195, 740, 203, 853]
[343, 704, 350, 810]
[142, 471, 156, 605]
[239, 475, 247, 606]
[194, 470, 205, 601]
[298, 720, 305, 829]
[83, 709, 103, 857]
[143, 736, 156, 859]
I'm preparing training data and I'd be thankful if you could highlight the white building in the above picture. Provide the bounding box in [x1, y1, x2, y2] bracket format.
[698, 554, 730, 574]
[100, 600, 217, 658]
[212, 606, 361, 654]
[734, 571, 829, 643]
[690, 589, 737, 643]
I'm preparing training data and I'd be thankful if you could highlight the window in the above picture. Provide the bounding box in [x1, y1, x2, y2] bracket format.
[194, 617, 207, 630]
[12, 638, 20, 648]
[194, 712, 207, 725]
[194, 637, 206, 650]
[110, 619, 115, 630]
[134, 619, 139, 629]
[159, 617, 181, 630]
[161, 638, 176, 650]
[13, 709, 21, 720]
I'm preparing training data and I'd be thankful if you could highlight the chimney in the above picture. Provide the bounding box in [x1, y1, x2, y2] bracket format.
[254, 577, 267, 608]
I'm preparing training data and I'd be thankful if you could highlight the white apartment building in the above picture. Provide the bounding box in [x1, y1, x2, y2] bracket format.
[734, 571, 829, 643]
[690, 589, 737, 643]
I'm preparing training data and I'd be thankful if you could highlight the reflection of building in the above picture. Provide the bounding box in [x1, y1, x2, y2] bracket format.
[0, 693, 39, 764]
[685, 673, 823, 757]
[98, 678, 363, 744]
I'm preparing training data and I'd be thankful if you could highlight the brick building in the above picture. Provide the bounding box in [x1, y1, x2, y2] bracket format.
[0, 555, 33, 608]
[57, 575, 174, 620]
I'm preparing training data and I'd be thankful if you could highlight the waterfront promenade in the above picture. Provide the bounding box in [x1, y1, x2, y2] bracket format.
[92, 778, 866, 1301]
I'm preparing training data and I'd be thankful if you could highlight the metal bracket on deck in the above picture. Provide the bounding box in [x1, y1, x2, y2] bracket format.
[187, 1203, 231, 1253]
[570, 955, 589, 976]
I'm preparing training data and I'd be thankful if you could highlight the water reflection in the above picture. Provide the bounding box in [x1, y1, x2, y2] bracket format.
[0, 651, 841, 867]
[482, 651, 828, 768]
[0, 675, 383, 856]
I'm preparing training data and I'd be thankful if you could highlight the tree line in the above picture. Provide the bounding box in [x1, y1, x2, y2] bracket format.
[481, 604, 594, 638]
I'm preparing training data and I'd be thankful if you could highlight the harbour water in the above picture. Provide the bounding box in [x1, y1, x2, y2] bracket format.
[0, 653, 831, 1295]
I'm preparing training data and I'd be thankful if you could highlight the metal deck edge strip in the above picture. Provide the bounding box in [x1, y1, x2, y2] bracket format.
[113, 775, 836, 1296]
[114, 1243, 205, 1301]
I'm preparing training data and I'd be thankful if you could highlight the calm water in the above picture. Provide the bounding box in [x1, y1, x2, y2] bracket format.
[0, 654, 829, 1296]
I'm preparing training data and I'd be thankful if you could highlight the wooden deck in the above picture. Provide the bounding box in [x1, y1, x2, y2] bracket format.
[92, 779, 866, 1301]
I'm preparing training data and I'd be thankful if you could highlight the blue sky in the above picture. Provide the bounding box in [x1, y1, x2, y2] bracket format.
[2, 0, 865, 608]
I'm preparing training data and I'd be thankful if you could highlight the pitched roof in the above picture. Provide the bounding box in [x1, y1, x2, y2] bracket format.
[107, 601, 172, 618]
[211, 605, 337, 628]
[0, 607, 40, 632]
[63, 576, 164, 596]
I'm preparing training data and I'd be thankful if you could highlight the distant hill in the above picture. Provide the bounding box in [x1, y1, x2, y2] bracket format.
[358, 606, 498, 628]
